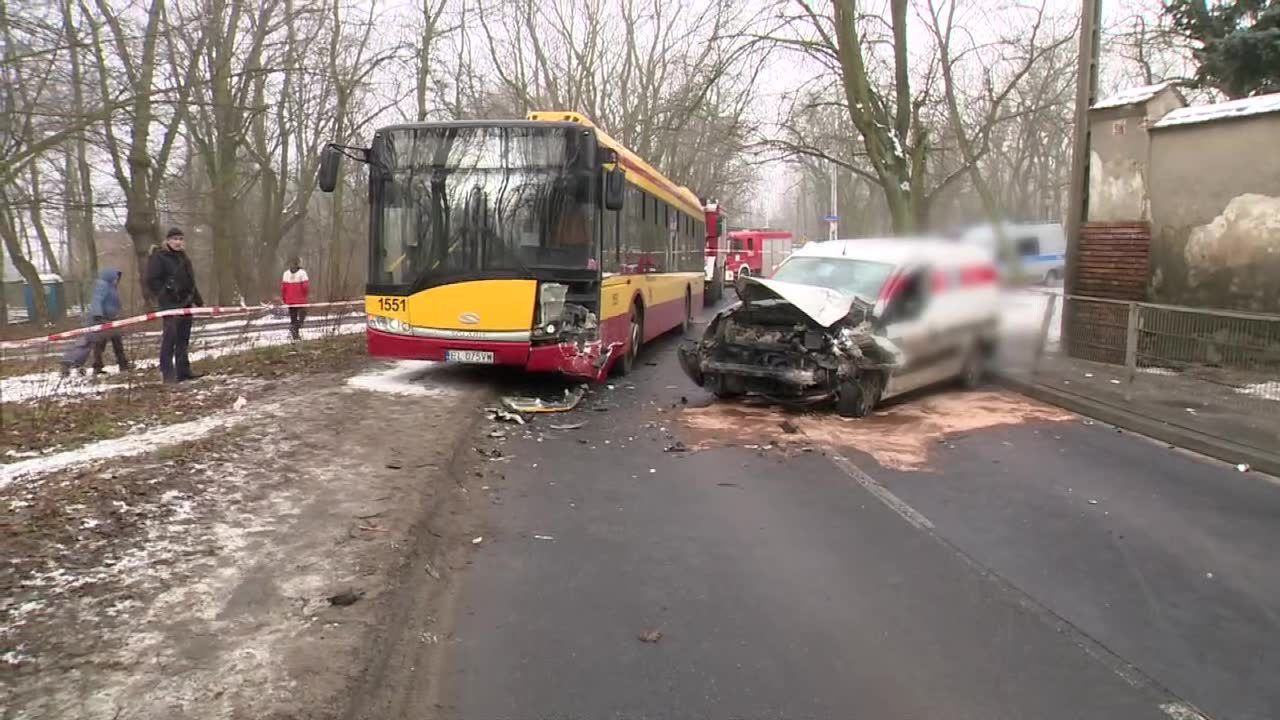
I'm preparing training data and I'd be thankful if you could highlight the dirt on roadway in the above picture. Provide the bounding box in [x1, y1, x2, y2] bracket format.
[681, 390, 1075, 471]
[2, 355, 490, 719]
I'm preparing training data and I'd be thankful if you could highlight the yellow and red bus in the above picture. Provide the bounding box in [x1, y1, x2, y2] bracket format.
[318, 111, 706, 381]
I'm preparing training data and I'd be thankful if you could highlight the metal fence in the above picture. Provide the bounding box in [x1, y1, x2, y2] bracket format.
[1022, 291, 1280, 410]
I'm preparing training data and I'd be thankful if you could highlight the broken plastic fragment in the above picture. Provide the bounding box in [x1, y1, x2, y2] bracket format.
[472, 536, 484, 545]
[502, 386, 586, 413]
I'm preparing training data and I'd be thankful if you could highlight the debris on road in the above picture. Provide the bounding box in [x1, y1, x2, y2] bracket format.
[489, 408, 526, 424]
[424, 562, 442, 580]
[471, 536, 484, 545]
[386, 460, 403, 469]
[502, 386, 586, 413]
[327, 589, 365, 607]
[489, 430, 506, 439]
[1236, 463, 1251, 472]
[533, 534, 555, 541]
[779, 420, 799, 434]
[664, 441, 689, 453]
[637, 628, 664, 643]
[1088, 499, 1100, 505]
[475, 447, 504, 460]
[549, 421, 587, 431]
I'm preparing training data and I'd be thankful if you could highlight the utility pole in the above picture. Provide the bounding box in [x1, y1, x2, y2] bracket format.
[1065, 0, 1102, 299]
[828, 161, 838, 241]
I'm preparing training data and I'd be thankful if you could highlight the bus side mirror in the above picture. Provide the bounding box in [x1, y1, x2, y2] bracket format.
[318, 145, 340, 193]
[604, 168, 625, 211]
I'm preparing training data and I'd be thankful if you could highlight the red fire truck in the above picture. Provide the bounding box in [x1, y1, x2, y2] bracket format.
[702, 201, 728, 304]
[725, 229, 794, 281]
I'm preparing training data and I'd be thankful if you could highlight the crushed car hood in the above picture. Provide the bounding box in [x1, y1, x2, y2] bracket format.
[734, 277, 871, 328]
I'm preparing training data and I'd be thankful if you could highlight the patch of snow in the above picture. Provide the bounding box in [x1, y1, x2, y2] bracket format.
[1, 322, 362, 405]
[999, 289, 1062, 349]
[1234, 380, 1280, 401]
[1140, 367, 1178, 376]
[0, 408, 266, 489]
[346, 361, 452, 397]
[3, 648, 32, 665]
[1092, 81, 1172, 110]
[1154, 92, 1280, 128]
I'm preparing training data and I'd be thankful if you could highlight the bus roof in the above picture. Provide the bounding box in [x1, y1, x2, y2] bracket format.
[372, 114, 706, 219]
[527, 111, 703, 217]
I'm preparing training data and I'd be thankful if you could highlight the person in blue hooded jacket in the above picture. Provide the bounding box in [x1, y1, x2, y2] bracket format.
[60, 268, 131, 376]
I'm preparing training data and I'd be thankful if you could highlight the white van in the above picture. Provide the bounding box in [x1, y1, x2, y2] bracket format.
[959, 222, 1065, 284]
[678, 238, 1002, 417]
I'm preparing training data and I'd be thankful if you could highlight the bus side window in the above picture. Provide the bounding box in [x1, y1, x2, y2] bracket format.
[602, 209, 620, 273]
[1016, 237, 1040, 257]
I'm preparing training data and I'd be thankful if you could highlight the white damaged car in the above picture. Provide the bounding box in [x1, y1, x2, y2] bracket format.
[677, 238, 1001, 417]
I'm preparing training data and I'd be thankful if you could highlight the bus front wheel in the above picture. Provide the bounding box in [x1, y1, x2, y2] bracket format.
[616, 303, 643, 376]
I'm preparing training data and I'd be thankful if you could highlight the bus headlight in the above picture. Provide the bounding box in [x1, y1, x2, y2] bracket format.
[539, 283, 568, 325]
[368, 314, 412, 335]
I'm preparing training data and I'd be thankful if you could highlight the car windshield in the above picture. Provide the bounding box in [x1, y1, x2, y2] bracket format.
[770, 256, 894, 299]
[370, 125, 597, 286]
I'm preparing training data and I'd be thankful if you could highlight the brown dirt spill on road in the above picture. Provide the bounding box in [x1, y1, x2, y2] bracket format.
[680, 390, 1075, 471]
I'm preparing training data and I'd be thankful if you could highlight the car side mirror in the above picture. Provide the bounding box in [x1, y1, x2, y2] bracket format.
[604, 167, 625, 211]
[318, 145, 340, 193]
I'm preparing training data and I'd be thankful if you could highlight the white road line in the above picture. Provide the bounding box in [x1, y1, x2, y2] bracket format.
[828, 451, 934, 531]
[1160, 702, 1212, 720]
[829, 451, 1217, 720]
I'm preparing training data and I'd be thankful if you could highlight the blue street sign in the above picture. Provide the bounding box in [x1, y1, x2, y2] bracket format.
[823, 214, 839, 223]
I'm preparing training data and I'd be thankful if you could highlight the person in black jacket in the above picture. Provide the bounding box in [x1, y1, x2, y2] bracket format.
[146, 227, 204, 383]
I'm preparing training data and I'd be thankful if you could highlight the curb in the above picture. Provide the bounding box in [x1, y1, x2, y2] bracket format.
[996, 372, 1280, 477]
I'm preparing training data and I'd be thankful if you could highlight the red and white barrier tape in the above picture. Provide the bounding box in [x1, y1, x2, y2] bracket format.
[0, 300, 364, 350]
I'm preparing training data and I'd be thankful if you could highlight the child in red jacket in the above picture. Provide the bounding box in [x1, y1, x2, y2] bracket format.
[281, 257, 310, 340]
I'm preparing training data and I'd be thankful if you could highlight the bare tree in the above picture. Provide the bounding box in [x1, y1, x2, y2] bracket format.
[923, 0, 1075, 228]
[82, 0, 208, 302]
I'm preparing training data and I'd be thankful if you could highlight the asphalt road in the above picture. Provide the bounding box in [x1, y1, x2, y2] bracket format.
[431, 306, 1280, 720]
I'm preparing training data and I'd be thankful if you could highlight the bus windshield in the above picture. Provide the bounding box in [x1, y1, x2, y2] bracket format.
[370, 125, 598, 286]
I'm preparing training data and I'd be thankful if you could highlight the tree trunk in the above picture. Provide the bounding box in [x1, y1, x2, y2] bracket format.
[28, 164, 62, 285]
[0, 208, 49, 324]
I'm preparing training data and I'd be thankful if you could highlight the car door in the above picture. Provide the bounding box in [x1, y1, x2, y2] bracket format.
[879, 266, 934, 398]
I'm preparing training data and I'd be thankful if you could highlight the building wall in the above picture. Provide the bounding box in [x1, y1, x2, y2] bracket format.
[1088, 106, 1151, 222]
[1148, 114, 1280, 312]
[1086, 91, 1185, 224]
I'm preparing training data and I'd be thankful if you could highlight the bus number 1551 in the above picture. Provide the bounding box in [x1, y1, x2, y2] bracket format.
[377, 297, 406, 313]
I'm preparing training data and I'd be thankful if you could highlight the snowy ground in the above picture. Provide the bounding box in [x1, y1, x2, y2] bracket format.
[998, 287, 1063, 350]
[2, 354, 490, 719]
[2, 318, 364, 404]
